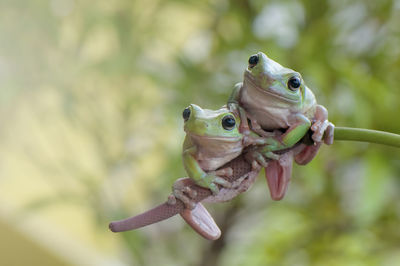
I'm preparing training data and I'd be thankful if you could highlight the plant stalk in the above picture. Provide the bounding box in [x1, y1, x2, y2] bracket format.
[334, 127, 400, 148]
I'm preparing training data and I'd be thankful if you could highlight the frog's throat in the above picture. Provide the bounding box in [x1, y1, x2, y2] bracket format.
[244, 71, 301, 104]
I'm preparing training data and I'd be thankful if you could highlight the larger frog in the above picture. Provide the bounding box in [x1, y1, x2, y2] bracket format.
[229, 52, 334, 199]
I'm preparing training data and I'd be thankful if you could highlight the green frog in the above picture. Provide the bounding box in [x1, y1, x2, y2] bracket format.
[180, 104, 270, 200]
[228, 52, 334, 199]
[171, 104, 277, 240]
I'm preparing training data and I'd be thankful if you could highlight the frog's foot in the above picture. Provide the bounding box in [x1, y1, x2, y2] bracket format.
[262, 151, 280, 161]
[169, 178, 198, 210]
[245, 150, 269, 170]
[311, 105, 335, 145]
[294, 143, 321, 165]
[234, 105, 251, 136]
[180, 202, 221, 240]
[265, 151, 293, 200]
[196, 174, 232, 196]
[311, 120, 334, 144]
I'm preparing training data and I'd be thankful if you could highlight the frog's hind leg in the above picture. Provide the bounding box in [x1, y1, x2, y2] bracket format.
[294, 143, 322, 165]
[169, 178, 221, 240]
[264, 152, 293, 200]
[180, 202, 221, 240]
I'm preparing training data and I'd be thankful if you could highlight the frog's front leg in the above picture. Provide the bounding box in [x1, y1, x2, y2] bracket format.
[254, 114, 310, 161]
[295, 105, 334, 165]
[280, 114, 312, 148]
[183, 147, 232, 195]
[228, 83, 252, 135]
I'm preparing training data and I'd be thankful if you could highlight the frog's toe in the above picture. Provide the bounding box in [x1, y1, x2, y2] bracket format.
[173, 189, 196, 210]
[167, 194, 177, 205]
[213, 177, 231, 188]
[312, 120, 330, 143]
[209, 183, 220, 195]
[311, 120, 321, 132]
[214, 167, 233, 177]
[251, 160, 261, 171]
[262, 151, 279, 161]
[324, 123, 334, 145]
[183, 186, 197, 199]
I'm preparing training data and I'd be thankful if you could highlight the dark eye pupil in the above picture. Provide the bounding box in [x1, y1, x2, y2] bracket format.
[288, 77, 301, 90]
[222, 116, 236, 130]
[182, 108, 191, 121]
[248, 55, 259, 66]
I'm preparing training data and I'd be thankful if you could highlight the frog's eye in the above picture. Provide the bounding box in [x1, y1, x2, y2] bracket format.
[222, 115, 236, 130]
[288, 76, 301, 91]
[182, 107, 191, 122]
[248, 54, 259, 68]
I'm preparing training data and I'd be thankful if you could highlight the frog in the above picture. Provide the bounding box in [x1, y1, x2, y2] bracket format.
[179, 103, 269, 202]
[169, 104, 274, 240]
[228, 52, 334, 200]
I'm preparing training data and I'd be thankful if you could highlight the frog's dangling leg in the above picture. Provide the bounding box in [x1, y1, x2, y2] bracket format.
[180, 202, 221, 241]
[264, 151, 293, 200]
[168, 178, 221, 240]
[294, 143, 322, 165]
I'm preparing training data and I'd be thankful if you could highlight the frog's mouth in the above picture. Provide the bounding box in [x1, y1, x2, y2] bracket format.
[188, 133, 242, 143]
[244, 71, 300, 103]
[264, 153, 293, 200]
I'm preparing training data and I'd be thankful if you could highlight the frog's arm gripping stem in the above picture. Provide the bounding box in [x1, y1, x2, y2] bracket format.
[109, 154, 253, 233]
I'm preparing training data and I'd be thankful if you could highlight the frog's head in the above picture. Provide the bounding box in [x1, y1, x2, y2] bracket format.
[244, 52, 306, 104]
[182, 104, 242, 140]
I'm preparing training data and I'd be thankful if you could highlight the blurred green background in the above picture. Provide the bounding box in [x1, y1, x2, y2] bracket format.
[1, 0, 400, 265]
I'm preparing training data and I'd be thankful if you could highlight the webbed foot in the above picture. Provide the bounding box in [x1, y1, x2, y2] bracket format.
[194, 167, 234, 195]
[311, 105, 334, 145]
[169, 178, 198, 210]
[180, 202, 221, 240]
[265, 151, 294, 200]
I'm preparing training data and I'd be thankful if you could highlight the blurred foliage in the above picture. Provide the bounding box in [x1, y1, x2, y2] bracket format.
[0, 0, 400, 265]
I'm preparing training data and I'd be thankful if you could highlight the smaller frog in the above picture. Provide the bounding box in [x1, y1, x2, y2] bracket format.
[177, 104, 271, 207]
[182, 105, 246, 192]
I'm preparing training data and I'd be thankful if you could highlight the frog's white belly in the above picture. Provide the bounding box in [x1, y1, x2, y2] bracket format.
[195, 140, 243, 171]
[240, 86, 294, 130]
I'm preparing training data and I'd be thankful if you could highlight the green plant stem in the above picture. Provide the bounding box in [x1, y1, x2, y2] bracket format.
[334, 127, 400, 148]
